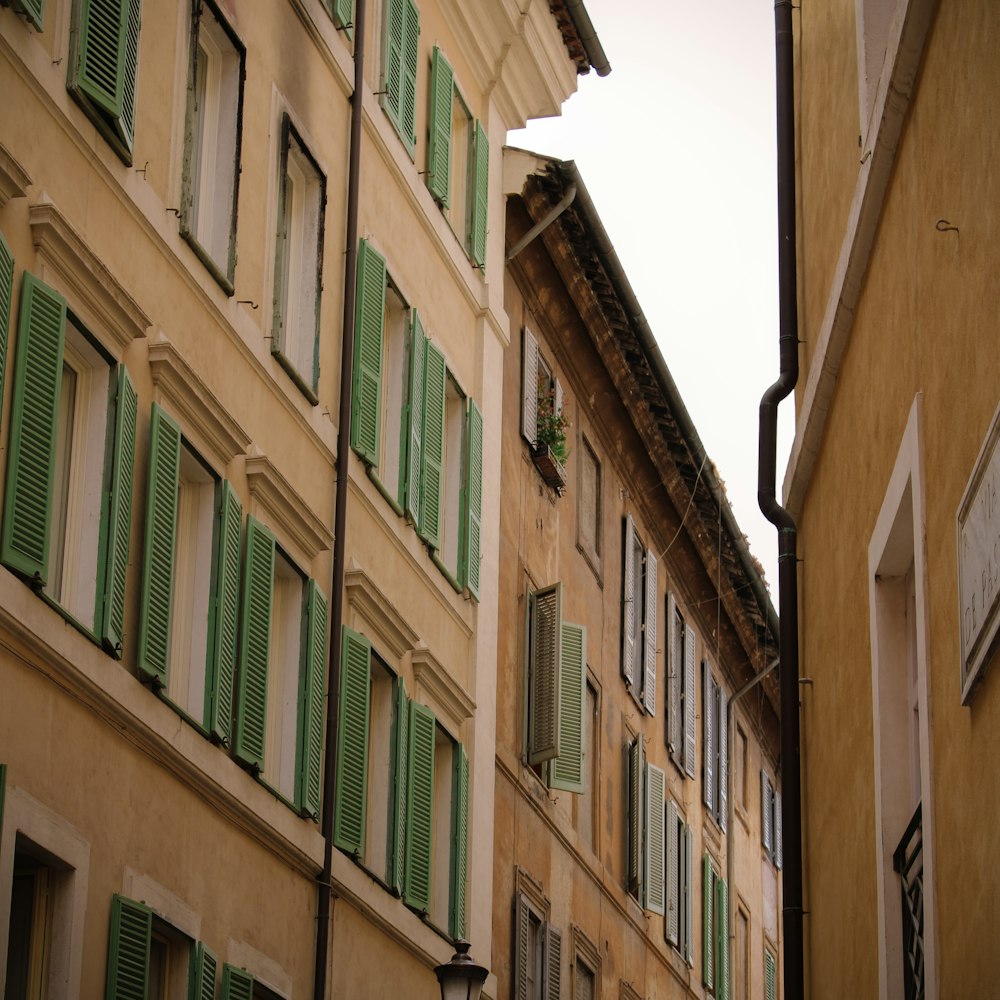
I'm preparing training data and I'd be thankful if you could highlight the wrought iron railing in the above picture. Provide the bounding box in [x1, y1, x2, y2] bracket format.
[893, 802, 924, 1000]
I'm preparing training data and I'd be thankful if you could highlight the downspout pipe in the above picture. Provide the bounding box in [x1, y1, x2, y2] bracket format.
[758, 2, 803, 999]
[314, 4, 366, 998]
[727, 658, 780, 999]
[564, 0, 611, 76]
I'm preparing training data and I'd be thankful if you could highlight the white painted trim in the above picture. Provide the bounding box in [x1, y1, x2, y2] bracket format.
[122, 866, 201, 941]
[0, 786, 91, 999]
[866, 394, 937, 1000]
[226, 937, 293, 998]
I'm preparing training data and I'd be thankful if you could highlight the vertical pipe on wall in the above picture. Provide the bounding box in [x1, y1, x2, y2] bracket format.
[758, 1, 803, 998]
[314, 3, 367, 998]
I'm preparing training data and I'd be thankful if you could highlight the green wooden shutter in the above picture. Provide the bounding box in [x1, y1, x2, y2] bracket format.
[644, 762, 666, 915]
[333, 625, 371, 855]
[297, 580, 328, 819]
[666, 799, 679, 945]
[643, 547, 658, 715]
[221, 965, 254, 1000]
[703, 854, 715, 990]
[528, 583, 562, 765]
[351, 239, 385, 466]
[332, 0, 353, 30]
[470, 120, 488, 267]
[627, 737, 643, 896]
[462, 398, 482, 600]
[13, 0, 45, 31]
[683, 624, 697, 778]
[542, 922, 562, 1000]
[101, 363, 137, 657]
[418, 339, 445, 548]
[191, 943, 218, 1000]
[405, 311, 425, 522]
[1, 272, 66, 583]
[119, 0, 142, 150]
[73, 0, 130, 121]
[621, 514, 636, 686]
[404, 700, 435, 912]
[388, 676, 409, 892]
[136, 404, 181, 683]
[549, 621, 585, 793]
[208, 481, 242, 743]
[399, 0, 419, 154]
[427, 47, 453, 205]
[717, 877, 730, 1000]
[449, 742, 469, 939]
[382, 0, 404, 124]
[764, 950, 777, 1000]
[105, 894, 151, 1000]
[233, 516, 275, 772]
[0, 233, 13, 410]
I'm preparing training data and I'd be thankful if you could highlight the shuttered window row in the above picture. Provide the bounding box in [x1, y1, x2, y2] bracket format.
[105, 894, 272, 999]
[334, 626, 470, 938]
[350, 239, 484, 599]
[625, 738, 668, 915]
[666, 593, 697, 779]
[622, 514, 658, 715]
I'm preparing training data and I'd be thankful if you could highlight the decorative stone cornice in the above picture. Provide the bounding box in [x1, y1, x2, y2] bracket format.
[411, 642, 476, 730]
[344, 563, 419, 659]
[0, 142, 31, 206]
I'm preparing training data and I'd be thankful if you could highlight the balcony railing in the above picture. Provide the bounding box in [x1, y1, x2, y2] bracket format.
[892, 802, 924, 1000]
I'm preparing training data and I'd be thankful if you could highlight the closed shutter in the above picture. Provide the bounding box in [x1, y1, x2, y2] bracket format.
[388, 676, 409, 893]
[521, 326, 538, 444]
[101, 363, 137, 657]
[333, 626, 371, 856]
[764, 950, 777, 1000]
[119, 0, 141, 150]
[621, 515, 636, 686]
[450, 743, 469, 939]
[221, 965, 254, 1000]
[703, 854, 714, 990]
[643, 546, 658, 715]
[404, 700, 435, 912]
[703, 662, 715, 813]
[627, 737, 643, 896]
[13, 0, 44, 31]
[718, 685, 729, 830]
[332, 0, 353, 30]
[683, 624, 696, 778]
[717, 877, 730, 1000]
[418, 339, 445, 548]
[549, 621, 585, 793]
[666, 799, 679, 945]
[208, 481, 243, 744]
[470, 120, 488, 267]
[405, 312, 425, 523]
[233, 516, 275, 772]
[775, 788, 783, 869]
[427, 48, 453, 205]
[297, 580, 328, 820]
[0, 234, 13, 409]
[191, 943, 218, 1000]
[683, 825, 694, 965]
[528, 583, 562, 765]
[1, 272, 66, 582]
[105, 894, 151, 999]
[514, 893, 531, 1000]
[542, 923, 562, 1000]
[667, 594, 680, 757]
[381, 0, 404, 125]
[644, 762, 666, 915]
[137, 404, 181, 684]
[351, 239, 385, 465]
[462, 398, 483, 600]
[761, 770, 772, 855]
[399, 0, 420, 154]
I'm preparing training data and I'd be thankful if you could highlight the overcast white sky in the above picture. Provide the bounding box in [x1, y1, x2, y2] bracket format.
[511, 0, 795, 603]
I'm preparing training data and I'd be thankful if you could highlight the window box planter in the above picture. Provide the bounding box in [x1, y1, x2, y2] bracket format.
[532, 442, 567, 493]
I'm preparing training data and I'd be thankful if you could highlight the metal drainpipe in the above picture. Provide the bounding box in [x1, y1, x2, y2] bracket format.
[314, 3, 366, 997]
[727, 658, 779, 999]
[758, 1, 803, 998]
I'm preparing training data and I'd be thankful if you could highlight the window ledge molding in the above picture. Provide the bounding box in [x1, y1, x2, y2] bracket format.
[515, 864, 549, 918]
[411, 642, 476, 731]
[245, 450, 333, 568]
[122, 866, 201, 940]
[28, 195, 151, 353]
[344, 563, 420, 660]
[0, 141, 31, 205]
[148, 331, 251, 471]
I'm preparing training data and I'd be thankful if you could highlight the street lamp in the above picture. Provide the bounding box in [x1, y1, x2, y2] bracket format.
[434, 940, 488, 1000]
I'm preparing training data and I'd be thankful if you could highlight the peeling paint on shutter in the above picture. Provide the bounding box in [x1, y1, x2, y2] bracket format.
[137, 404, 181, 683]
[404, 700, 435, 912]
[427, 47, 453, 205]
[644, 762, 666, 915]
[529, 583, 562, 765]
[418, 339, 445, 548]
[334, 626, 371, 856]
[521, 326, 538, 444]
[550, 621, 585, 792]
[105, 894, 151, 999]
[621, 514, 636, 686]
[683, 625, 696, 778]
[666, 799, 679, 945]
[351, 239, 385, 465]
[209, 481, 242, 745]
[297, 580, 328, 820]
[643, 546, 658, 715]
[462, 398, 483, 600]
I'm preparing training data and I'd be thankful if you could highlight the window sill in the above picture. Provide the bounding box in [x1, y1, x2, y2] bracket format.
[366, 466, 406, 518]
[430, 549, 463, 595]
[155, 690, 212, 742]
[179, 227, 236, 297]
[380, 103, 416, 162]
[35, 589, 106, 655]
[272, 346, 319, 405]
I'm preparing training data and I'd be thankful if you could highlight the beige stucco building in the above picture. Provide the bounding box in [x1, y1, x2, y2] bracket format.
[495, 151, 782, 1000]
[0, 0, 597, 996]
[787, 0, 1000, 996]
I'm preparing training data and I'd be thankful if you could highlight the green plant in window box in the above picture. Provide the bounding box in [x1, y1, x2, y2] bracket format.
[533, 387, 570, 492]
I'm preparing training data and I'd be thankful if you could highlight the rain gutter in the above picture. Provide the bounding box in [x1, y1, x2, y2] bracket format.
[564, 0, 611, 76]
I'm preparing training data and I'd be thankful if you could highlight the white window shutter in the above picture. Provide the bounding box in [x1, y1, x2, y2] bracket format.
[666, 800, 679, 945]
[683, 625, 697, 778]
[775, 788, 783, 869]
[667, 594, 680, 758]
[761, 770, 772, 854]
[514, 893, 531, 1000]
[644, 763, 666, 914]
[529, 583, 563, 765]
[703, 662, 715, 812]
[683, 825, 694, 965]
[521, 326, 538, 444]
[542, 923, 562, 1000]
[642, 547, 658, 716]
[621, 515, 636, 686]
[718, 685, 728, 831]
